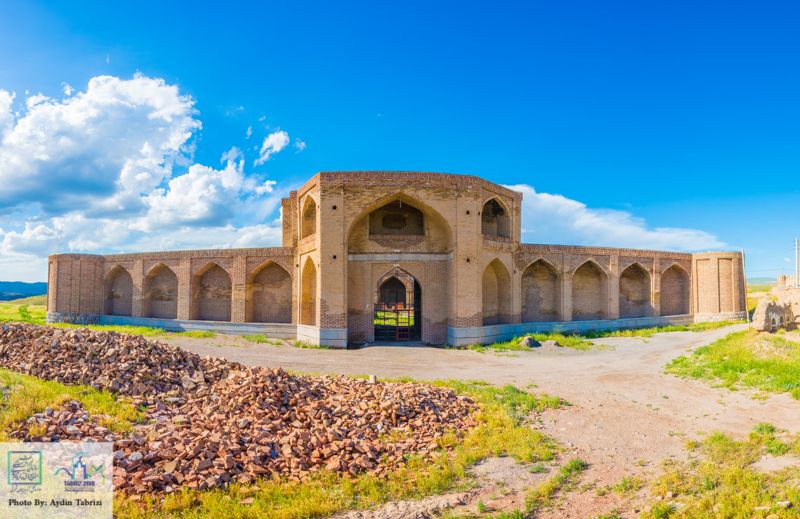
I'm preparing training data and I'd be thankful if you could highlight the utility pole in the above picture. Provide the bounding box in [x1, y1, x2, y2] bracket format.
[795, 238, 798, 288]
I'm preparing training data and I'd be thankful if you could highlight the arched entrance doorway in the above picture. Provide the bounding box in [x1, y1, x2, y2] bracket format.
[374, 271, 421, 341]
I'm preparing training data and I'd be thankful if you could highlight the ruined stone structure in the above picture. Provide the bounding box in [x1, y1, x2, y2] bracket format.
[753, 285, 800, 332]
[47, 171, 747, 347]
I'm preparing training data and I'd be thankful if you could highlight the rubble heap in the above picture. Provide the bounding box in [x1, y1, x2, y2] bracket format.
[10, 400, 124, 442]
[0, 324, 477, 496]
[0, 324, 232, 403]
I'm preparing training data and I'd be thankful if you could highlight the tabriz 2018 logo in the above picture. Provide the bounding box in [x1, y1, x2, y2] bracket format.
[7, 451, 43, 492]
[54, 453, 106, 492]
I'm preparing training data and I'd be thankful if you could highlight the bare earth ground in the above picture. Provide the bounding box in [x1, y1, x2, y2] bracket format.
[165, 324, 800, 518]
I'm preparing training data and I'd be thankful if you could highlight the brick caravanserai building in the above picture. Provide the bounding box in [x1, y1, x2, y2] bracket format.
[47, 172, 746, 347]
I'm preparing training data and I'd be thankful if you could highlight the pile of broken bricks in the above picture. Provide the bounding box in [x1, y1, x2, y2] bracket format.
[0, 324, 477, 496]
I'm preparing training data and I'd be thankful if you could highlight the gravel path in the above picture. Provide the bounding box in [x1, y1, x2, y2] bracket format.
[167, 324, 800, 517]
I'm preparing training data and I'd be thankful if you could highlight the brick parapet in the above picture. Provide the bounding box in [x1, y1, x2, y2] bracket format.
[317, 171, 523, 202]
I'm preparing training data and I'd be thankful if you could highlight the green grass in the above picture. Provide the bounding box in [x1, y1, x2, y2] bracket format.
[464, 321, 743, 353]
[117, 380, 563, 518]
[666, 330, 800, 399]
[373, 310, 415, 327]
[0, 302, 47, 324]
[524, 458, 589, 513]
[242, 334, 284, 345]
[747, 296, 760, 315]
[0, 367, 144, 438]
[644, 426, 800, 518]
[0, 301, 216, 339]
[612, 475, 644, 495]
[51, 323, 216, 339]
[466, 332, 594, 352]
[585, 320, 744, 339]
[747, 283, 775, 293]
[172, 330, 216, 338]
[292, 340, 328, 350]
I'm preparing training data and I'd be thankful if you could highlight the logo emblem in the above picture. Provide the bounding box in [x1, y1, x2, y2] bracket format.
[54, 453, 105, 492]
[7, 451, 43, 491]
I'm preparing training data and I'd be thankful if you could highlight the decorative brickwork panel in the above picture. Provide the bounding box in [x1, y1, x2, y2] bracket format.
[57, 259, 72, 313]
[695, 259, 715, 313]
[718, 258, 734, 313]
[320, 298, 347, 328]
[47, 261, 56, 313]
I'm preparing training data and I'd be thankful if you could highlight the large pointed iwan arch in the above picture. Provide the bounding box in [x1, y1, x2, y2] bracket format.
[192, 263, 232, 321]
[104, 266, 132, 316]
[482, 258, 512, 325]
[246, 261, 292, 323]
[346, 192, 454, 251]
[143, 263, 178, 319]
[571, 260, 608, 320]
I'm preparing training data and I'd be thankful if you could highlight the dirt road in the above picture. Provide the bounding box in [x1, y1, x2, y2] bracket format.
[168, 325, 800, 517]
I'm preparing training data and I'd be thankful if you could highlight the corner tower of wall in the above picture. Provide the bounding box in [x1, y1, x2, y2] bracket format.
[47, 254, 105, 324]
[691, 251, 747, 321]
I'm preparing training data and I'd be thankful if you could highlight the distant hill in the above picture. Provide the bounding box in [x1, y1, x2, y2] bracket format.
[747, 277, 776, 285]
[0, 281, 47, 301]
[8, 294, 47, 305]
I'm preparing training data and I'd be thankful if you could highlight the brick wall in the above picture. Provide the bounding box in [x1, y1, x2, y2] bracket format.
[48, 172, 745, 345]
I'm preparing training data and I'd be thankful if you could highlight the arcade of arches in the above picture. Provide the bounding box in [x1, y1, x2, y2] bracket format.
[49, 171, 746, 347]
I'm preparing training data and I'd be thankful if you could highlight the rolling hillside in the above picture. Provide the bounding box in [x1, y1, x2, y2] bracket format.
[0, 281, 47, 301]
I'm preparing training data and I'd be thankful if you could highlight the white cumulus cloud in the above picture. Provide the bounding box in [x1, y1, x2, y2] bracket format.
[507, 184, 725, 251]
[0, 74, 201, 215]
[0, 75, 291, 281]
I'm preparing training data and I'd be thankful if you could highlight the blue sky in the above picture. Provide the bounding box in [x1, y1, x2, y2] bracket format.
[0, 0, 797, 281]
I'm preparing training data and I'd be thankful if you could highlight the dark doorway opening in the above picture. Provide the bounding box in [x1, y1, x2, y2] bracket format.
[374, 276, 421, 341]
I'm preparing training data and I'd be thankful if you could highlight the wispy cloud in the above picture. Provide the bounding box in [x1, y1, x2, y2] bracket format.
[254, 130, 290, 166]
[507, 184, 725, 251]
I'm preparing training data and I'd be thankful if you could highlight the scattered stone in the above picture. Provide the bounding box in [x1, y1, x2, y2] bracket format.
[518, 336, 541, 348]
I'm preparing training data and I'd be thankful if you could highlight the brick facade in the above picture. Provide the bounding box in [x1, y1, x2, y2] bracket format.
[48, 171, 746, 345]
